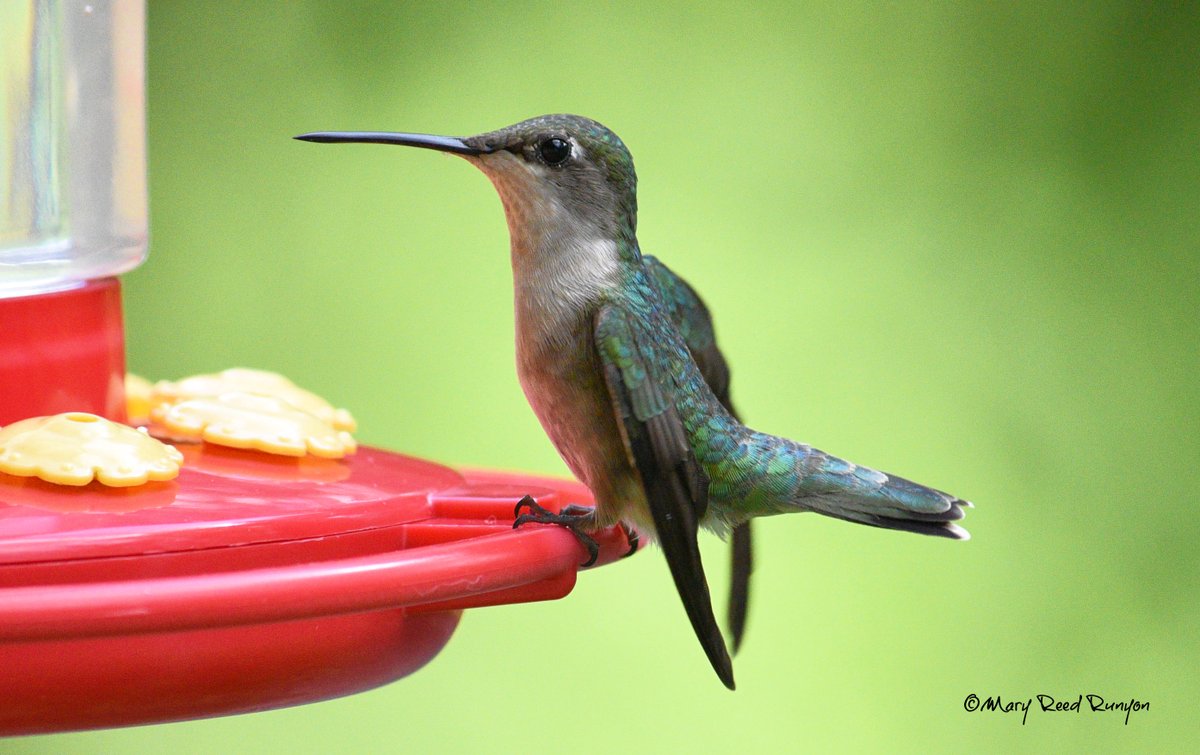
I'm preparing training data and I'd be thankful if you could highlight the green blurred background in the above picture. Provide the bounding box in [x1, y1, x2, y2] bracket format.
[12, 1, 1197, 752]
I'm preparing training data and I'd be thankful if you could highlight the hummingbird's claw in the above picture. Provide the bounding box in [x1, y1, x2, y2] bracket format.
[619, 522, 640, 558]
[559, 502, 639, 557]
[513, 495, 535, 519]
[512, 495, 601, 567]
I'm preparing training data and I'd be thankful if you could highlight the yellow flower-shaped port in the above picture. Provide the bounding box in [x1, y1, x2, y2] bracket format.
[0, 413, 184, 487]
[125, 373, 154, 421]
[151, 368, 357, 432]
[152, 392, 357, 459]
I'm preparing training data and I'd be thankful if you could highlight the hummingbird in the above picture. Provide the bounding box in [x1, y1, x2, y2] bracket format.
[296, 115, 970, 690]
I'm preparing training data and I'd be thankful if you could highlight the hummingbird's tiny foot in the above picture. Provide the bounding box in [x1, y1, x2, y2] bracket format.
[618, 522, 640, 558]
[512, 496, 600, 567]
[513, 494, 539, 519]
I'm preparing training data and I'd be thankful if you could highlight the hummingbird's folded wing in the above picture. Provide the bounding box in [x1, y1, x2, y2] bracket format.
[642, 256, 735, 411]
[642, 256, 753, 653]
[594, 303, 735, 690]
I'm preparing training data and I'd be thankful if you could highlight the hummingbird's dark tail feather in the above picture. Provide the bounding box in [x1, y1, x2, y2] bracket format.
[771, 441, 972, 540]
[808, 489, 971, 540]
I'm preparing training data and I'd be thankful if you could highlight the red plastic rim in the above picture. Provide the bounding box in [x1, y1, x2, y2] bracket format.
[0, 455, 634, 734]
[0, 460, 633, 640]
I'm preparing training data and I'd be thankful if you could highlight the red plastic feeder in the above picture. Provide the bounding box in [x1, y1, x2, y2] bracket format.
[0, 437, 632, 735]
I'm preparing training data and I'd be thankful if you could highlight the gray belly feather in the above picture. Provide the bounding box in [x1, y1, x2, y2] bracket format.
[514, 305, 651, 531]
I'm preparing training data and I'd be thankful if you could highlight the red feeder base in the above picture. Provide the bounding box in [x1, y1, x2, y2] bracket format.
[0, 448, 632, 735]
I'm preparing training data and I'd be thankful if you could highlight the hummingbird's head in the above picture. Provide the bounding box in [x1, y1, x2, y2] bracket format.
[459, 114, 637, 241]
[296, 114, 638, 248]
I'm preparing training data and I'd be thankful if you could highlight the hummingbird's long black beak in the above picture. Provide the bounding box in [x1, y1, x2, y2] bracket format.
[293, 131, 487, 156]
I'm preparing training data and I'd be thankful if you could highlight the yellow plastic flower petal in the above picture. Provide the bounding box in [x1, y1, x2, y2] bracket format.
[152, 392, 357, 459]
[151, 368, 357, 431]
[125, 373, 154, 421]
[0, 413, 184, 487]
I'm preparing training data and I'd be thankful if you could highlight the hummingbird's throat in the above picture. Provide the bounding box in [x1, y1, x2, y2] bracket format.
[467, 151, 622, 315]
[472, 153, 575, 258]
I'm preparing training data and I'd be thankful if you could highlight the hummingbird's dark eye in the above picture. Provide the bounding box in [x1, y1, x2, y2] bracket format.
[538, 137, 571, 166]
